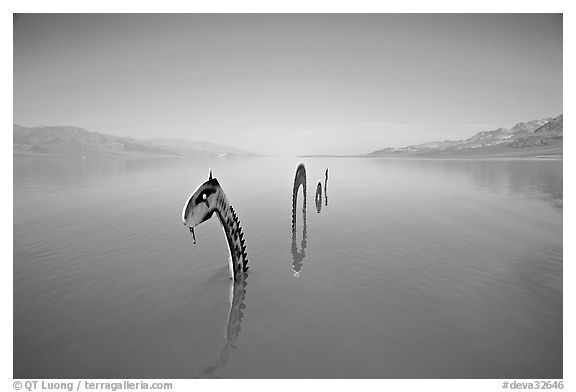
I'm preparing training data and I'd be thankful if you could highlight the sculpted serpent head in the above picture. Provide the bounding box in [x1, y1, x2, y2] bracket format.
[182, 169, 224, 242]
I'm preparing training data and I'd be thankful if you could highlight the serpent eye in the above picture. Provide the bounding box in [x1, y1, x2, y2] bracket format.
[195, 188, 216, 205]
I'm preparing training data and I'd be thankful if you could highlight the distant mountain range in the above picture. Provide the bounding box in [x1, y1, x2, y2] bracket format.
[14, 115, 563, 159]
[13, 125, 257, 157]
[367, 114, 563, 158]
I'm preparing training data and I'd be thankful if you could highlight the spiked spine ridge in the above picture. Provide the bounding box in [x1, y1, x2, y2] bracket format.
[227, 205, 249, 276]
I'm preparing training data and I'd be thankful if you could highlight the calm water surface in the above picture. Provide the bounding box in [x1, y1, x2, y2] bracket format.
[14, 156, 562, 378]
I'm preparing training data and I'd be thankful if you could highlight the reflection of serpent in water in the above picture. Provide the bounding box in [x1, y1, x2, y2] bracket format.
[291, 163, 307, 277]
[291, 210, 307, 277]
[196, 277, 248, 378]
[182, 169, 249, 280]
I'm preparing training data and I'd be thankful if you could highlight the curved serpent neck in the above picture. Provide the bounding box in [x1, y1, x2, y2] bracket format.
[182, 175, 248, 280]
[213, 196, 249, 280]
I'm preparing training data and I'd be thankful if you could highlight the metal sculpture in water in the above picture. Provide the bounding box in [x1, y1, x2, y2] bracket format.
[182, 170, 249, 378]
[324, 168, 328, 207]
[314, 168, 329, 214]
[291, 162, 307, 230]
[182, 169, 248, 280]
[291, 163, 307, 277]
[291, 163, 328, 275]
[315, 181, 322, 213]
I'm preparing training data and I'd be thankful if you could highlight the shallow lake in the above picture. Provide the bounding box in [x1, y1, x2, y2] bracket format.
[13, 155, 562, 378]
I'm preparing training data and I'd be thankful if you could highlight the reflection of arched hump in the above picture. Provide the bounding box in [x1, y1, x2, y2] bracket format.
[315, 181, 322, 213]
[291, 162, 307, 229]
[291, 208, 307, 277]
[197, 274, 248, 378]
[324, 168, 328, 206]
[291, 163, 307, 277]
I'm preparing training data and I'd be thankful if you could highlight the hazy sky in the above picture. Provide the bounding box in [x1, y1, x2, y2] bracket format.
[14, 14, 562, 155]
